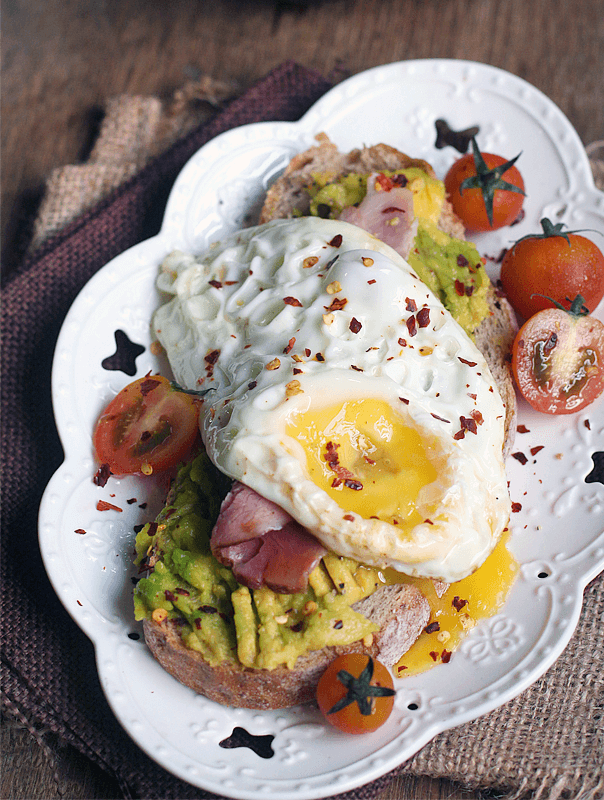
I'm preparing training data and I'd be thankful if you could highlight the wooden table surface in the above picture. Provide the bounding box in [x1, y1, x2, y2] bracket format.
[2, 0, 602, 797]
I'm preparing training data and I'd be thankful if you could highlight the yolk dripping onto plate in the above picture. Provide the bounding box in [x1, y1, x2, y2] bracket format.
[388, 533, 518, 676]
[287, 399, 438, 530]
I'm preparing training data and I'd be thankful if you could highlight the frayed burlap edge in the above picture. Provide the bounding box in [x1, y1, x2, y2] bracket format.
[28, 75, 239, 251]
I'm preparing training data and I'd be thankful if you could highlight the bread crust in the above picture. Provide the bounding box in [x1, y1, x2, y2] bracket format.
[260, 134, 517, 454]
[143, 584, 429, 709]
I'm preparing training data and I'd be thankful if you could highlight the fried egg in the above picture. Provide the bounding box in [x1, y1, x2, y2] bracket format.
[153, 217, 510, 582]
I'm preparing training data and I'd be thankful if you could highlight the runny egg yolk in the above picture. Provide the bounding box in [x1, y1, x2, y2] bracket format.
[387, 533, 518, 676]
[287, 399, 438, 529]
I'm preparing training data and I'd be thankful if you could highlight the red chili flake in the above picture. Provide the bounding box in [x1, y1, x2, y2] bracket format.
[77, 600, 83, 606]
[454, 280, 466, 297]
[367, 279, 376, 285]
[511, 501, 522, 513]
[457, 254, 469, 267]
[471, 409, 484, 426]
[406, 316, 417, 337]
[467, 392, 477, 400]
[452, 596, 467, 611]
[458, 357, 477, 367]
[397, 665, 408, 673]
[194, 618, 202, 629]
[248, 381, 257, 390]
[417, 307, 431, 328]
[429, 651, 439, 661]
[325, 297, 348, 312]
[350, 365, 363, 371]
[328, 234, 343, 247]
[324, 442, 363, 491]
[392, 174, 408, 187]
[205, 349, 220, 377]
[375, 173, 395, 191]
[350, 317, 362, 333]
[208, 279, 222, 289]
[460, 416, 478, 434]
[431, 413, 451, 423]
[316, 353, 325, 362]
[305, 348, 311, 358]
[127, 498, 137, 504]
[530, 445, 544, 456]
[441, 649, 452, 663]
[343, 514, 354, 521]
[453, 429, 465, 440]
[96, 500, 123, 512]
[424, 519, 434, 525]
[405, 297, 417, 312]
[283, 337, 296, 354]
[333, 620, 344, 629]
[399, 397, 409, 404]
[465, 285, 474, 297]
[512, 452, 528, 465]
[584, 419, 591, 430]
[283, 296, 303, 307]
[199, 605, 218, 614]
[398, 337, 407, 347]
[93, 463, 112, 487]
[138, 502, 147, 509]
[139, 376, 161, 396]
[424, 621, 440, 634]
[74, 529, 87, 535]
[293, 367, 303, 375]
[290, 620, 304, 632]
[175, 588, 190, 596]
[164, 590, 177, 602]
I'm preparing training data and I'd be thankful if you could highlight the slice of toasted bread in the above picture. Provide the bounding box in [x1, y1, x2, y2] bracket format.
[260, 134, 517, 455]
[143, 583, 429, 709]
[260, 133, 466, 240]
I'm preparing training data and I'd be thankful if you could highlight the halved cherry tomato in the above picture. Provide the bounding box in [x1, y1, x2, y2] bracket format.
[93, 374, 200, 475]
[500, 218, 604, 320]
[444, 138, 525, 232]
[316, 654, 395, 734]
[511, 296, 604, 414]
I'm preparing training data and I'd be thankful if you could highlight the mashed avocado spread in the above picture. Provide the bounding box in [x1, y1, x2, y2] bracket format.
[134, 453, 383, 670]
[307, 169, 490, 337]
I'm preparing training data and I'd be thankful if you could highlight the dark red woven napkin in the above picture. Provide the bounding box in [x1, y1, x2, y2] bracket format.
[1, 61, 398, 800]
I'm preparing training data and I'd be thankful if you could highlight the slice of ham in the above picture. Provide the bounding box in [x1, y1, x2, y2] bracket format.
[211, 482, 327, 594]
[339, 173, 418, 260]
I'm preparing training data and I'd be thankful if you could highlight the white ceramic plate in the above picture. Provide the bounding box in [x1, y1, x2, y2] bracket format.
[39, 60, 604, 799]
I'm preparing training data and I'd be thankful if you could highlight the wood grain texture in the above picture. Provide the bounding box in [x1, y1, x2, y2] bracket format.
[2, 0, 602, 797]
[3, 0, 603, 272]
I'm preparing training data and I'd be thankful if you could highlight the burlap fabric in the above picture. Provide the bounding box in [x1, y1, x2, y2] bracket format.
[2, 61, 603, 800]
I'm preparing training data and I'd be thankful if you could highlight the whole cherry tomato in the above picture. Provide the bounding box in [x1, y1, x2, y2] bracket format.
[511, 295, 604, 414]
[316, 654, 395, 734]
[500, 218, 604, 320]
[444, 138, 525, 232]
[93, 374, 200, 475]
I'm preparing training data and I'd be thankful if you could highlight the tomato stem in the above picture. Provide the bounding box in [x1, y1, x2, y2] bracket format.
[510, 217, 601, 250]
[170, 381, 215, 397]
[328, 656, 396, 716]
[530, 292, 590, 316]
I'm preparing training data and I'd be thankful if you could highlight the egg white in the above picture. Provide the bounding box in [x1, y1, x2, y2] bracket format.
[154, 217, 511, 582]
